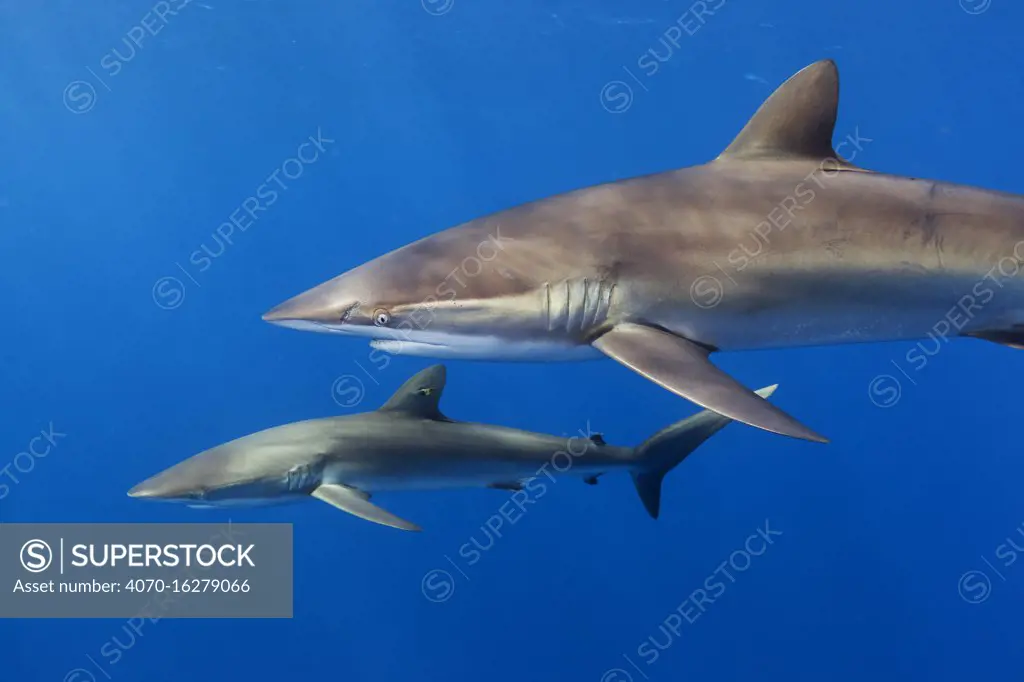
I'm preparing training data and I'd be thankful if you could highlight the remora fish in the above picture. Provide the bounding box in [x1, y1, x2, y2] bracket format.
[262, 59, 1024, 443]
[128, 365, 778, 530]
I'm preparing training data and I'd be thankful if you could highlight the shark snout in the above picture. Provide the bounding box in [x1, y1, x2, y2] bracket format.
[128, 471, 200, 500]
[261, 295, 325, 323]
[261, 285, 361, 333]
[260, 302, 291, 323]
[261, 296, 306, 323]
[127, 479, 168, 499]
[127, 485, 156, 499]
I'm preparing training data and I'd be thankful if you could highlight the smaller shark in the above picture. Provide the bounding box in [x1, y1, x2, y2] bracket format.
[128, 365, 778, 530]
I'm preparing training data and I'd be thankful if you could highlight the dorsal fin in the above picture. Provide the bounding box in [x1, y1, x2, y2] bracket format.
[378, 365, 449, 420]
[717, 60, 863, 170]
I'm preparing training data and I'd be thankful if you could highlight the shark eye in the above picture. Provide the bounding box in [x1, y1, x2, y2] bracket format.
[373, 309, 391, 326]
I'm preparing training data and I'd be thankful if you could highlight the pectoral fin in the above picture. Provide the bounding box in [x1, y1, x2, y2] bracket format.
[311, 484, 421, 532]
[592, 323, 827, 443]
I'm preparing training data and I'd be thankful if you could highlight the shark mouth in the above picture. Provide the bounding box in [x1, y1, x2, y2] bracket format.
[263, 319, 340, 334]
[370, 339, 461, 358]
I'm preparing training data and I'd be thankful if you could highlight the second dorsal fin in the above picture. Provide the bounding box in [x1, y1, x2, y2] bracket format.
[716, 60, 864, 170]
[378, 365, 449, 420]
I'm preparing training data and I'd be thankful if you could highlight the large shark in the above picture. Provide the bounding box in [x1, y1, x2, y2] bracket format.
[128, 365, 778, 531]
[262, 59, 1024, 443]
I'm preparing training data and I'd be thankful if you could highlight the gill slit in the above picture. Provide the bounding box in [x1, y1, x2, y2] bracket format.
[544, 282, 552, 331]
[544, 278, 618, 334]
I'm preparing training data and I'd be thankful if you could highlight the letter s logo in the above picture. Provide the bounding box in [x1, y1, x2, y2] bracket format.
[20, 539, 53, 573]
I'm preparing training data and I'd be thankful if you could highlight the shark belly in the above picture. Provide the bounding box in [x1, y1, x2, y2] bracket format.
[646, 270, 1024, 351]
[187, 496, 308, 509]
[371, 334, 603, 361]
[323, 457, 617, 492]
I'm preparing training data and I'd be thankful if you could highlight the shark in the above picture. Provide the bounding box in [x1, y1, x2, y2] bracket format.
[262, 59, 1024, 443]
[127, 365, 778, 531]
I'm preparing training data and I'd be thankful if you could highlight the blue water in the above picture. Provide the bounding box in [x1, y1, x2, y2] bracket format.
[3, 1, 1024, 679]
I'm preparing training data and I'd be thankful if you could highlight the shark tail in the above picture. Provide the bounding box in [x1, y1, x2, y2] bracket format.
[630, 384, 779, 519]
